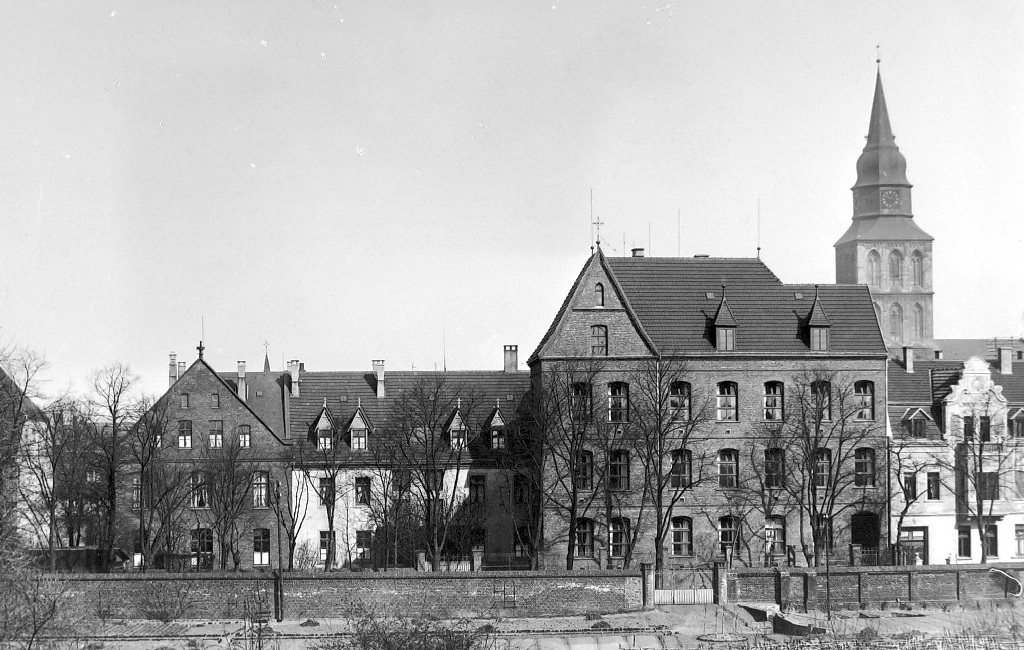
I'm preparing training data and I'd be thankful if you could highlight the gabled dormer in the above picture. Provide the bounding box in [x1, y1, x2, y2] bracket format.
[713, 287, 737, 352]
[484, 399, 507, 450]
[308, 399, 336, 450]
[900, 407, 935, 439]
[807, 286, 832, 351]
[342, 398, 373, 451]
[445, 399, 468, 450]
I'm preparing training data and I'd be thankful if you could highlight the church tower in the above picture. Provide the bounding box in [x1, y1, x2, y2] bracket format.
[835, 69, 934, 355]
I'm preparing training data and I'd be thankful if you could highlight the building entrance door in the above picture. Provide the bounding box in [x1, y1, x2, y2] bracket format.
[899, 527, 928, 565]
[851, 511, 880, 548]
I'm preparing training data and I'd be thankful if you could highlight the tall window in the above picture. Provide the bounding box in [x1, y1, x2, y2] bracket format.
[979, 472, 999, 500]
[591, 325, 608, 356]
[350, 427, 367, 451]
[854, 381, 875, 420]
[889, 303, 904, 343]
[1016, 525, 1024, 557]
[671, 517, 693, 556]
[854, 448, 875, 487]
[211, 393, 220, 408]
[574, 518, 594, 557]
[811, 380, 831, 420]
[867, 250, 881, 286]
[608, 382, 629, 422]
[927, 472, 941, 500]
[764, 448, 785, 489]
[178, 420, 193, 449]
[318, 477, 335, 506]
[888, 250, 904, 288]
[719, 449, 738, 489]
[765, 516, 786, 557]
[513, 474, 527, 504]
[911, 251, 924, 286]
[253, 528, 270, 566]
[810, 327, 829, 351]
[189, 472, 208, 509]
[191, 528, 214, 570]
[763, 382, 783, 420]
[318, 426, 333, 450]
[717, 382, 738, 421]
[958, 526, 971, 557]
[595, 282, 605, 307]
[209, 420, 223, 449]
[670, 449, 692, 489]
[252, 471, 269, 508]
[913, 304, 925, 342]
[609, 518, 629, 558]
[717, 327, 736, 351]
[609, 450, 630, 490]
[719, 516, 739, 555]
[571, 382, 592, 422]
[356, 531, 372, 562]
[813, 515, 834, 552]
[450, 424, 467, 450]
[980, 416, 991, 442]
[813, 448, 831, 489]
[180, 393, 189, 409]
[575, 451, 594, 490]
[468, 475, 485, 504]
[238, 425, 251, 448]
[903, 472, 918, 501]
[1011, 412, 1024, 438]
[669, 382, 691, 420]
[963, 416, 975, 440]
[984, 524, 999, 557]
[319, 531, 335, 563]
[355, 476, 371, 505]
[132, 475, 142, 510]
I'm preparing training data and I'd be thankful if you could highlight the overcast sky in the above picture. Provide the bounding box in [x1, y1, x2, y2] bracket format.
[2, 2, 1022, 398]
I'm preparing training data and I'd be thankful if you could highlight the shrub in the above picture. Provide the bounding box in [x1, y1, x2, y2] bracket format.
[591, 620, 612, 630]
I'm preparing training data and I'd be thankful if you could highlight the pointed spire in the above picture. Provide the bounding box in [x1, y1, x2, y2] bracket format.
[714, 285, 738, 327]
[866, 70, 896, 149]
[263, 354, 271, 372]
[852, 67, 911, 194]
[807, 285, 832, 327]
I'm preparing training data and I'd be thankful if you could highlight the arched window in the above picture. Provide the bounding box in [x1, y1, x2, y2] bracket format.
[913, 304, 925, 342]
[609, 518, 630, 558]
[763, 382, 784, 420]
[854, 380, 875, 420]
[670, 449, 692, 488]
[888, 250, 904, 288]
[591, 325, 608, 356]
[718, 449, 739, 488]
[867, 250, 881, 287]
[889, 303, 904, 343]
[854, 448, 875, 487]
[716, 382, 738, 421]
[671, 517, 693, 556]
[911, 251, 924, 286]
[574, 518, 595, 557]
[595, 282, 605, 307]
[811, 380, 831, 420]
[669, 381, 691, 420]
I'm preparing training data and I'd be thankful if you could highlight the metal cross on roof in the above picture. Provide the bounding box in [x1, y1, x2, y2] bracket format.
[593, 216, 605, 245]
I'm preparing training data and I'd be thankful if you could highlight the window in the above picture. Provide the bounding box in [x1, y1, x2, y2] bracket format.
[964, 415, 976, 440]
[490, 429, 505, 449]
[355, 531, 372, 562]
[318, 427, 333, 450]
[669, 382, 691, 420]
[190, 472, 208, 509]
[716, 382, 738, 421]
[854, 381, 875, 420]
[209, 420, 223, 449]
[719, 449, 738, 489]
[319, 531, 335, 564]
[609, 450, 630, 490]
[888, 250, 903, 287]
[350, 428, 367, 451]
[513, 474, 527, 504]
[764, 448, 785, 489]
[595, 282, 605, 307]
[132, 476, 142, 510]
[609, 518, 629, 558]
[913, 304, 925, 342]
[253, 528, 270, 566]
[763, 382, 784, 420]
[670, 449, 692, 489]
[980, 416, 991, 442]
[178, 420, 193, 449]
[811, 380, 831, 420]
[574, 518, 594, 557]
[911, 251, 924, 286]
[671, 517, 693, 556]
[591, 325, 608, 356]
[253, 471, 269, 508]
[984, 524, 999, 557]
[909, 418, 927, 438]
[575, 451, 594, 490]
[86, 469, 100, 483]
[468, 475, 485, 504]
[854, 448, 875, 487]
[450, 425, 467, 450]
[180, 393, 189, 409]
[810, 328, 829, 351]
[867, 250, 881, 286]
[813, 515, 834, 552]
[608, 382, 629, 422]
[717, 327, 736, 351]
[349, 476, 368, 505]
[958, 526, 972, 557]
[211, 393, 220, 408]
[889, 303, 904, 343]
[979, 472, 999, 500]
[719, 516, 739, 555]
[765, 516, 786, 557]
[1016, 525, 1024, 556]
[318, 477, 335, 506]
[1011, 413, 1024, 438]
[927, 472, 941, 500]
[238, 424, 251, 448]
[191, 528, 214, 570]
[571, 382, 592, 422]
[903, 472, 918, 501]
[813, 448, 831, 489]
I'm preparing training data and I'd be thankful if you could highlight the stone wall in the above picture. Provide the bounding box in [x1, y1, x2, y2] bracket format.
[728, 563, 1024, 611]
[52, 569, 646, 621]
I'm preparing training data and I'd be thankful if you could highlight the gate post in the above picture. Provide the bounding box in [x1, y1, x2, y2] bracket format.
[640, 562, 654, 609]
[713, 561, 728, 606]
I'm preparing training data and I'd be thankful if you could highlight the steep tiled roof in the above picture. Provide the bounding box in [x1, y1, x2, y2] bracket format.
[833, 217, 933, 246]
[528, 256, 592, 364]
[887, 360, 1024, 406]
[603, 257, 883, 355]
[934, 338, 1024, 361]
[218, 371, 291, 437]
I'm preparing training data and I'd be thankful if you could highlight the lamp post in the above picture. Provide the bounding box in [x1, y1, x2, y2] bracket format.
[274, 478, 285, 622]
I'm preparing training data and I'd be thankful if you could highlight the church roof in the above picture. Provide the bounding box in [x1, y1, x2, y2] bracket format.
[853, 70, 911, 190]
[833, 215, 933, 246]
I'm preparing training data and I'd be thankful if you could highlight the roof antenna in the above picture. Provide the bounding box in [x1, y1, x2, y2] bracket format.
[648, 221, 651, 256]
[757, 198, 762, 259]
[677, 208, 681, 257]
[590, 189, 595, 254]
[442, 313, 447, 373]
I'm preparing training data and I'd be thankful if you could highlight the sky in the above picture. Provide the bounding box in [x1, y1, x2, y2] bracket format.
[1, 1, 1022, 399]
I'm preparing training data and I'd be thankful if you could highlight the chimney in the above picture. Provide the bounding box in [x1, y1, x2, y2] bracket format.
[504, 345, 518, 373]
[178, 361, 186, 377]
[934, 350, 943, 360]
[237, 361, 247, 400]
[631, 247, 645, 258]
[372, 360, 386, 399]
[999, 347, 1013, 374]
[168, 353, 178, 387]
[903, 347, 914, 373]
[286, 359, 301, 397]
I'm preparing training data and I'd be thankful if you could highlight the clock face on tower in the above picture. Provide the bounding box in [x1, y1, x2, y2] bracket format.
[880, 189, 900, 210]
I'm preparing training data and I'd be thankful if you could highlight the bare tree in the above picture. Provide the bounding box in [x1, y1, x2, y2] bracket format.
[889, 433, 932, 562]
[269, 464, 309, 571]
[196, 431, 261, 570]
[0, 344, 46, 545]
[294, 422, 353, 571]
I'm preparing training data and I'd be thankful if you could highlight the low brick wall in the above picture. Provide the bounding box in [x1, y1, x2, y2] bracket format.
[55, 569, 644, 620]
[728, 563, 1024, 611]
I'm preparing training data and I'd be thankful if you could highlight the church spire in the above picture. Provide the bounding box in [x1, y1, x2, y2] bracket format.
[865, 70, 896, 149]
[851, 68, 912, 216]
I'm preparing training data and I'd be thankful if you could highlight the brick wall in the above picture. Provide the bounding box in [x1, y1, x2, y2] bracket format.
[51, 570, 644, 621]
[728, 563, 1024, 611]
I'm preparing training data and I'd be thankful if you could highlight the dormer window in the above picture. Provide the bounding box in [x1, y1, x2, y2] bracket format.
[350, 428, 367, 451]
[318, 427, 333, 451]
[595, 282, 605, 307]
[716, 327, 735, 352]
[450, 424, 467, 450]
[491, 429, 506, 450]
[810, 327, 829, 351]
